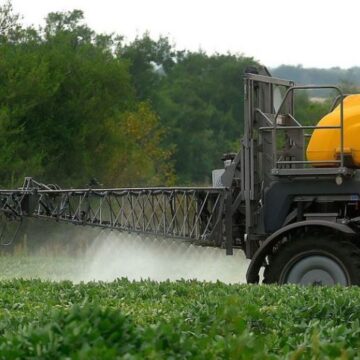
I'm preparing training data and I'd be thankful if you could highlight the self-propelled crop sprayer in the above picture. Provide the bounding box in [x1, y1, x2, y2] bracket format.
[2, 66, 360, 285]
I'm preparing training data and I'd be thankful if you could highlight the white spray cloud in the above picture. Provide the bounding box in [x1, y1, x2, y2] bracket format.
[2, 222, 250, 284]
[78, 231, 249, 284]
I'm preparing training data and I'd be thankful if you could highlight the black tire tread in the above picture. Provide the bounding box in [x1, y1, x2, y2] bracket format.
[263, 235, 360, 285]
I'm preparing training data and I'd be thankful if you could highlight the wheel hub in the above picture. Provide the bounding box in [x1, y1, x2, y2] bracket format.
[283, 255, 349, 285]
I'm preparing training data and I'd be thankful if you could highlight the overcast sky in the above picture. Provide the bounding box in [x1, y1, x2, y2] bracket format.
[9, 0, 360, 69]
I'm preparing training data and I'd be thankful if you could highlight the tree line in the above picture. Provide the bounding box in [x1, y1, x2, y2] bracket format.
[0, 2, 330, 187]
[273, 64, 360, 87]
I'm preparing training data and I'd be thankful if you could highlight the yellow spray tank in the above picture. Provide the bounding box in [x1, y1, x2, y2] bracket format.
[307, 94, 360, 167]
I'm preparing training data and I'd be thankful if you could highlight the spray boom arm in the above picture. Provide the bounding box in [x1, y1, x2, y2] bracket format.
[0, 178, 232, 252]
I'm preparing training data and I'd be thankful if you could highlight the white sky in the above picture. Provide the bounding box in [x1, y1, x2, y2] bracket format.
[8, 0, 360, 69]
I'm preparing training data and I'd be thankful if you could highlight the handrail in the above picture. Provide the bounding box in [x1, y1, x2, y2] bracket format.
[272, 85, 345, 168]
[330, 93, 351, 112]
[259, 125, 341, 131]
[277, 160, 341, 165]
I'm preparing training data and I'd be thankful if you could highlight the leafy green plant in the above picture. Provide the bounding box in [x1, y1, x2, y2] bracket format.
[0, 272, 358, 358]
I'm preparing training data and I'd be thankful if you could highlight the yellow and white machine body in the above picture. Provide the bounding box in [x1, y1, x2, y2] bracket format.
[307, 95, 360, 167]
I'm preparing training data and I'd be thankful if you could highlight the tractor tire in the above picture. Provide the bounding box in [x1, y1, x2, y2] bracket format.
[263, 236, 360, 285]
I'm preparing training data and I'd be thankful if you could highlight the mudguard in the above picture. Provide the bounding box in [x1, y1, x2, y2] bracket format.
[246, 220, 356, 284]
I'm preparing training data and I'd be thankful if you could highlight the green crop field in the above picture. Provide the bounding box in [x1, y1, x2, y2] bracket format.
[0, 256, 359, 359]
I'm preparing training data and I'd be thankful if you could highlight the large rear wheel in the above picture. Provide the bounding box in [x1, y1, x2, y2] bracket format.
[263, 236, 360, 285]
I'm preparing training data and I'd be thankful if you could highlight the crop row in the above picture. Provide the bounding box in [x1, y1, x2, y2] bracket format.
[0, 277, 358, 358]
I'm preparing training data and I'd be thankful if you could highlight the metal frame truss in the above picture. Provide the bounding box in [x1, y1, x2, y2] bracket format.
[0, 178, 232, 251]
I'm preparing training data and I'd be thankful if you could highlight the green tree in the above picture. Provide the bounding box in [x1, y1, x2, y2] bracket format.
[0, 0, 22, 43]
[103, 102, 174, 186]
[154, 52, 257, 184]
[117, 33, 179, 101]
[0, 7, 173, 187]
